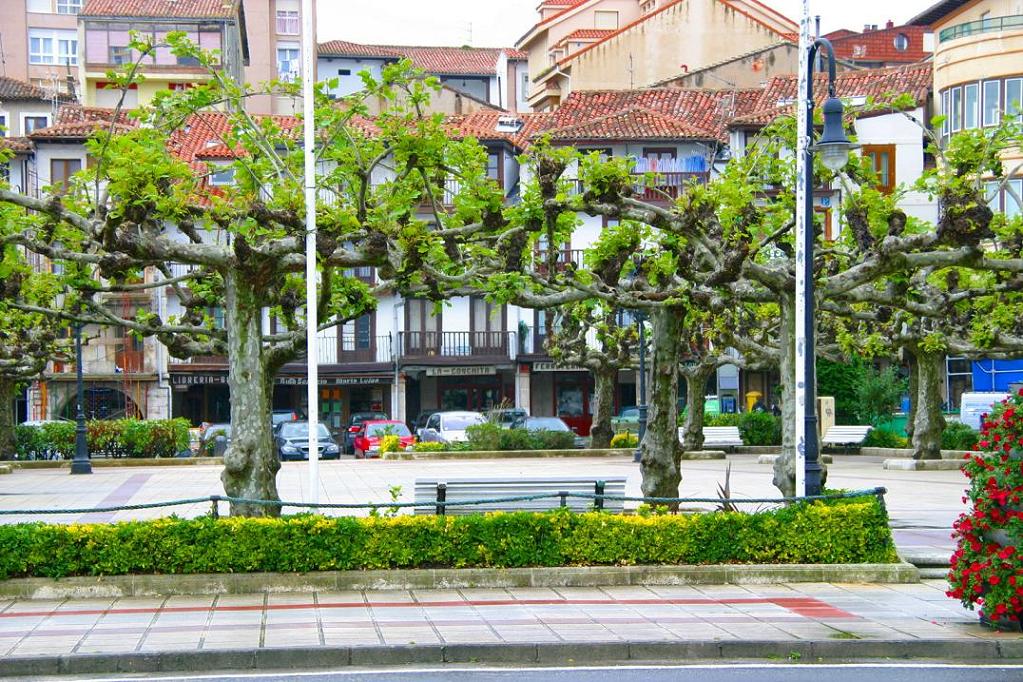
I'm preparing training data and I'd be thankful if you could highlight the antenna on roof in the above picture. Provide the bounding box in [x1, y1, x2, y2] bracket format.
[466, 22, 473, 47]
[0, 33, 6, 77]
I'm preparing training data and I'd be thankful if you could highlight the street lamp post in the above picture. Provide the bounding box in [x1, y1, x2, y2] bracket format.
[634, 310, 647, 463]
[70, 320, 92, 475]
[796, 34, 855, 496]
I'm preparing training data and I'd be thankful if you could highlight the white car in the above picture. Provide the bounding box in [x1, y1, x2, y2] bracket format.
[419, 411, 486, 444]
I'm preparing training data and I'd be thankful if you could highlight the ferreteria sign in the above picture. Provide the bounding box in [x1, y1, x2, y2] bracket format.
[532, 362, 586, 372]
[425, 366, 496, 377]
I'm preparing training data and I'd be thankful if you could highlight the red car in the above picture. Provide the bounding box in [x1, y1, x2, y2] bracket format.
[352, 420, 415, 458]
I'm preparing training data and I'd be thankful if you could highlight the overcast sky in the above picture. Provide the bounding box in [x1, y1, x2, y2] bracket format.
[318, 0, 941, 48]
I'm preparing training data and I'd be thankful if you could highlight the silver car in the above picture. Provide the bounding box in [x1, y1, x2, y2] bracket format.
[418, 411, 486, 444]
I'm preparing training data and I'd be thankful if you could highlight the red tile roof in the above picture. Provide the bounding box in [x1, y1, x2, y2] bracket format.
[731, 62, 933, 127]
[0, 137, 32, 154]
[827, 24, 931, 64]
[29, 105, 138, 140]
[540, 88, 764, 143]
[445, 111, 553, 150]
[81, 0, 239, 18]
[317, 42, 524, 75]
[0, 76, 61, 102]
[560, 29, 615, 42]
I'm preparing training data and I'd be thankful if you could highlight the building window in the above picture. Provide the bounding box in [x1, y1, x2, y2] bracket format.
[29, 29, 77, 65]
[964, 83, 979, 129]
[893, 33, 910, 51]
[983, 80, 1001, 126]
[594, 10, 619, 29]
[109, 46, 131, 66]
[0, 114, 7, 136]
[338, 69, 351, 76]
[276, 9, 300, 35]
[56, 0, 81, 14]
[405, 299, 440, 334]
[276, 43, 300, 81]
[950, 86, 963, 132]
[862, 145, 896, 194]
[23, 115, 49, 133]
[50, 158, 82, 191]
[985, 178, 1023, 218]
[208, 164, 235, 186]
[1008, 79, 1023, 118]
[941, 89, 950, 136]
[486, 151, 500, 181]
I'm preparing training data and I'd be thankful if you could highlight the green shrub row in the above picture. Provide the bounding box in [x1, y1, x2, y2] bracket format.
[464, 423, 577, 451]
[14, 419, 191, 460]
[863, 429, 908, 449]
[0, 499, 897, 579]
[941, 422, 979, 451]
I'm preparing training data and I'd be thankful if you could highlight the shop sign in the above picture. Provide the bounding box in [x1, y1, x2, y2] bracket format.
[171, 374, 227, 386]
[533, 362, 585, 372]
[425, 366, 496, 377]
[276, 376, 391, 386]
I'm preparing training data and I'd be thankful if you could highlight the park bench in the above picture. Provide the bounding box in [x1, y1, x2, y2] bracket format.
[677, 426, 743, 451]
[413, 477, 628, 515]
[821, 425, 873, 451]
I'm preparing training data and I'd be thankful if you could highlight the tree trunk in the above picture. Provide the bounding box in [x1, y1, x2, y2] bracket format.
[912, 350, 946, 460]
[0, 378, 16, 461]
[589, 365, 615, 449]
[220, 271, 281, 517]
[773, 293, 798, 497]
[639, 307, 685, 500]
[681, 364, 715, 452]
[905, 349, 918, 443]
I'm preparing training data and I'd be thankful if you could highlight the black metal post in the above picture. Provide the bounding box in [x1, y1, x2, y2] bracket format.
[70, 321, 92, 475]
[634, 311, 647, 463]
[435, 483, 447, 516]
[801, 38, 839, 497]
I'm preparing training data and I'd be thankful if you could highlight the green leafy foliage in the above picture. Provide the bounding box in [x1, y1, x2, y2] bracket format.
[704, 414, 743, 427]
[378, 435, 402, 454]
[853, 366, 908, 427]
[862, 429, 908, 449]
[15, 419, 190, 459]
[738, 412, 782, 446]
[942, 422, 980, 452]
[464, 423, 575, 451]
[411, 441, 446, 452]
[0, 498, 896, 579]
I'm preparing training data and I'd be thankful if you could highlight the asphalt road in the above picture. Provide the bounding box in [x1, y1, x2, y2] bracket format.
[46, 664, 1023, 682]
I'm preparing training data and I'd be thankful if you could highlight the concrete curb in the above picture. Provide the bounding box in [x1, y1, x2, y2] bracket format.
[0, 638, 1018, 676]
[12, 457, 224, 469]
[391, 448, 633, 460]
[883, 459, 964, 471]
[0, 563, 920, 600]
[757, 454, 833, 465]
[862, 448, 971, 459]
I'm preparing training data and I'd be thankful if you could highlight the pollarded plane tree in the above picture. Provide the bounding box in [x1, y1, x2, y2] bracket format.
[0, 36, 504, 515]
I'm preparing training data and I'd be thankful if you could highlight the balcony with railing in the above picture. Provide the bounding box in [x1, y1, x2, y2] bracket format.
[939, 15, 1023, 42]
[517, 325, 549, 358]
[336, 334, 392, 365]
[570, 172, 709, 202]
[398, 331, 513, 363]
[534, 249, 586, 275]
[419, 179, 461, 208]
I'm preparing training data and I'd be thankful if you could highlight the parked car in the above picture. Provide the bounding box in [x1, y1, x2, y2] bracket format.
[274, 421, 341, 461]
[199, 423, 232, 455]
[413, 410, 440, 439]
[418, 411, 486, 445]
[489, 408, 528, 429]
[524, 416, 587, 449]
[343, 411, 389, 454]
[610, 407, 640, 434]
[271, 409, 302, 428]
[352, 420, 415, 458]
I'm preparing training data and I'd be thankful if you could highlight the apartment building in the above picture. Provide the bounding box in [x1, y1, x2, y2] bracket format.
[317, 41, 529, 113]
[910, 0, 1023, 408]
[516, 0, 797, 110]
[824, 21, 934, 68]
[0, 0, 81, 98]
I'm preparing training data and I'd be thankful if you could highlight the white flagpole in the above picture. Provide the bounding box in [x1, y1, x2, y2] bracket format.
[794, 0, 811, 499]
[302, 0, 319, 505]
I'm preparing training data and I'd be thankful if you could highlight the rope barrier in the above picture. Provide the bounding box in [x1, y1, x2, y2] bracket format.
[0, 488, 887, 517]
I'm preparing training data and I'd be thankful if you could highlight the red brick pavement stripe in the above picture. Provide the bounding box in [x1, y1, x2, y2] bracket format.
[0, 596, 857, 621]
[76, 473, 152, 523]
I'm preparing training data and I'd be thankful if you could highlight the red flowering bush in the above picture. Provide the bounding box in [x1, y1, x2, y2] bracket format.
[948, 389, 1023, 630]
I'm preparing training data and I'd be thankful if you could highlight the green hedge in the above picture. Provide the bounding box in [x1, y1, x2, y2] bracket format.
[465, 423, 576, 451]
[941, 422, 978, 451]
[0, 499, 897, 579]
[14, 419, 191, 460]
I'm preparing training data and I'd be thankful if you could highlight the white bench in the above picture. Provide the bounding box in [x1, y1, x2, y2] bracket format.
[822, 425, 873, 449]
[678, 426, 744, 450]
[413, 477, 627, 515]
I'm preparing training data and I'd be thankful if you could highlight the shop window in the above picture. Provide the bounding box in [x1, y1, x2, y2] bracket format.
[983, 80, 1001, 126]
[950, 86, 962, 132]
[964, 83, 979, 130]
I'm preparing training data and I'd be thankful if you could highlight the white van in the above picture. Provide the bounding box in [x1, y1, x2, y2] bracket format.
[959, 392, 1011, 430]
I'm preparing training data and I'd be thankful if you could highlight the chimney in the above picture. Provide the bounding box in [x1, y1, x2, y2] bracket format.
[886, 20, 895, 29]
[864, 24, 872, 33]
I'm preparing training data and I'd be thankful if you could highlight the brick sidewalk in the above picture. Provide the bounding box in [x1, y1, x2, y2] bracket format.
[0, 580, 1016, 658]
